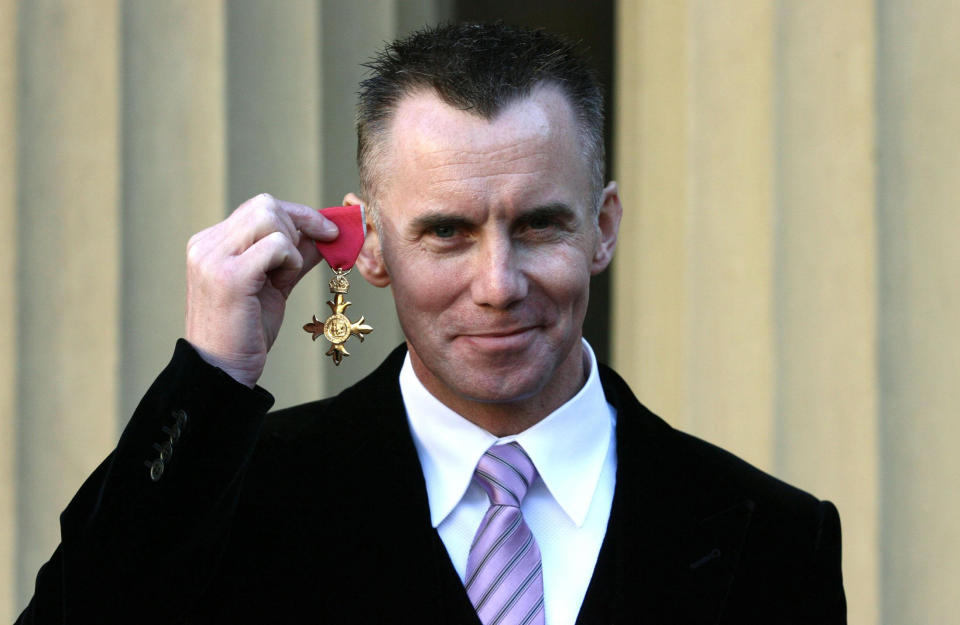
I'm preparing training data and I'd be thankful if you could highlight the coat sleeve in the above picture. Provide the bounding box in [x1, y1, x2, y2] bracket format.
[16, 340, 275, 625]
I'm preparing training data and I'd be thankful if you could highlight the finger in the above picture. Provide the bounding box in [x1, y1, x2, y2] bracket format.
[277, 199, 339, 242]
[278, 235, 324, 298]
[236, 231, 303, 291]
[270, 237, 323, 298]
[229, 193, 300, 252]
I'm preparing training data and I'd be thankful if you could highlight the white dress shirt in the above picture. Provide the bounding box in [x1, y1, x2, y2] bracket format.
[400, 339, 617, 625]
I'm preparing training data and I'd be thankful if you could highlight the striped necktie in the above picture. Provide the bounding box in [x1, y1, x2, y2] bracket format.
[464, 442, 546, 625]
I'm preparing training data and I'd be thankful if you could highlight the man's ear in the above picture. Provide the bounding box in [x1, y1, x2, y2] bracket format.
[590, 181, 622, 275]
[344, 192, 391, 287]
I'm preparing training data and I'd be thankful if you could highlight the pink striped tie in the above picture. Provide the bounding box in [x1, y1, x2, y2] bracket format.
[464, 442, 545, 625]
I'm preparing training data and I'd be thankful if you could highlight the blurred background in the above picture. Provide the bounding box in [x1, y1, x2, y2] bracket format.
[1, 0, 958, 622]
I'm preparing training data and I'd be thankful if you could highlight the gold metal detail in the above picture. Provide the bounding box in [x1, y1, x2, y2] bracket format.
[303, 269, 373, 365]
[329, 271, 350, 294]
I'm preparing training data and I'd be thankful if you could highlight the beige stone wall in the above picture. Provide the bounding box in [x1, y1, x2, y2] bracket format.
[0, 1, 438, 617]
[0, 0, 17, 616]
[614, 1, 958, 623]
[877, 1, 960, 621]
[15, 0, 122, 612]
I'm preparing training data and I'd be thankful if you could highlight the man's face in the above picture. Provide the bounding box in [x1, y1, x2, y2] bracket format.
[358, 86, 620, 416]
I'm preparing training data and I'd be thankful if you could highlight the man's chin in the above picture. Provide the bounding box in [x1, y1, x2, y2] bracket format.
[438, 356, 559, 406]
[452, 379, 545, 406]
[407, 336, 583, 414]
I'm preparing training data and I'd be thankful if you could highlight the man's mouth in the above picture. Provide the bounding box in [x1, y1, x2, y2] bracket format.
[457, 326, 540, 351]
[466, 326, 537, 338]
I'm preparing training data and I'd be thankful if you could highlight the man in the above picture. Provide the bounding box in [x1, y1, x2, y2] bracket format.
[19, 23, 845, 624]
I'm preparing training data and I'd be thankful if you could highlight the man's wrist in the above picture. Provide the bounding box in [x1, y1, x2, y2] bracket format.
[186, 341, 261, 389]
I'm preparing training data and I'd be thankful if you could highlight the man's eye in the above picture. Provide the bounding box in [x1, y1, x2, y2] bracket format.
[526, 214, 564, 233]
[432, 224, 457, 238]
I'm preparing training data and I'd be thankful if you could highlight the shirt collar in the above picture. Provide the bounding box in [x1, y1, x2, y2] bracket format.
[401, 339, 614, 528]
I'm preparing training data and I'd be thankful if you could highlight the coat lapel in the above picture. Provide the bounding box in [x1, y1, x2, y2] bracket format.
[360, 345, 480, 624]
[575, 366, 753, 625]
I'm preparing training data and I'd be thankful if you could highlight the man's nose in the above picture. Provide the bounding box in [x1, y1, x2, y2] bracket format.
[470, 237, 528, 309]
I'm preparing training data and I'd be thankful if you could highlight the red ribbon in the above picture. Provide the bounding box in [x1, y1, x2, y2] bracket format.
[314, 205, 366, 271]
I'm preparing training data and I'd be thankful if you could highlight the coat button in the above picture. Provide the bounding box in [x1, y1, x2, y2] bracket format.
[153, 440, 173, 462]
[148, 459, 164, 481]
[162, 424, 181, 441]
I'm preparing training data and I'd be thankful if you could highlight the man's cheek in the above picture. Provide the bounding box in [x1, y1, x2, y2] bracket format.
[528, 248, 591, 287]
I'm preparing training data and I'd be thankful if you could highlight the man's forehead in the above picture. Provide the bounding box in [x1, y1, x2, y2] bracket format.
[387, 86, 578, 161]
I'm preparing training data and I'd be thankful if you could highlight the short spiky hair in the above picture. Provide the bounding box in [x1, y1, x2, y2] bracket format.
[356, 22, 605, 215]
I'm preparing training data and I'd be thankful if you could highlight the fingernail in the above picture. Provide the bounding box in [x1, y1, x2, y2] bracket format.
[322, 221, 339, 237]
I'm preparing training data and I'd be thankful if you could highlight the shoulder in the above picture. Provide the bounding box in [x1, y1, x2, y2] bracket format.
[599, 361, 842, 564]
[598, 364, 845, 618]
[261, 344, 408, 441]
[239, 344, 410, 489]
[598, 362, 829, 513]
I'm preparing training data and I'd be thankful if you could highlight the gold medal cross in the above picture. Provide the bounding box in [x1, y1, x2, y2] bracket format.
[303, 269, 373, 365]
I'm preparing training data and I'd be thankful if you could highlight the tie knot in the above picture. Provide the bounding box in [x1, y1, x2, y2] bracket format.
[473, 442, 538, 507]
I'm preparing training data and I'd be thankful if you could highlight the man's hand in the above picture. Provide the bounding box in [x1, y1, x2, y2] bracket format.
[185, 193, 339, 387]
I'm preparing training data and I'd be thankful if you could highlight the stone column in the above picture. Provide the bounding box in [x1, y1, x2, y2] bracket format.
[684, 0, 776, 464]
[614, 0, 882, 620]
[226, 0, 324, 405]
[612, 0, 689, 425]
[0, 1, 16, 619]
[613, 0, 777, 471]
[121, 0, 227, 423]
[877, 1, 960, 622]
[774, 3, 879, 622]
[15, 0, 121, 607]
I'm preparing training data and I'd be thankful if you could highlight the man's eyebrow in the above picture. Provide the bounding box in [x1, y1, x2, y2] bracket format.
[408, 203, 579, 232]
[520, 203, 578, 221]
[409, 211, 477, 232]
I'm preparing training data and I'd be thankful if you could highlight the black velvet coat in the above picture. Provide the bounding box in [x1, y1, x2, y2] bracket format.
[18, 341, 845, 624]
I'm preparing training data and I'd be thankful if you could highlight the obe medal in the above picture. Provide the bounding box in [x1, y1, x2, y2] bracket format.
[302, 205, 373, 366]
[303, 269, 372, 365]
